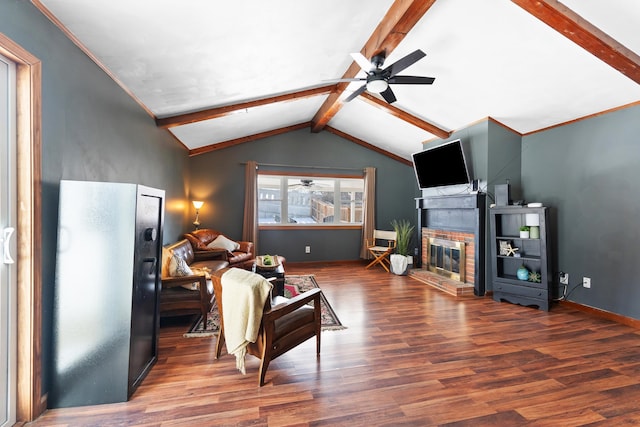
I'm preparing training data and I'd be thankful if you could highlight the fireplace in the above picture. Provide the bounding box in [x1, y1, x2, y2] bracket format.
[427, 237, 465, 282]
[422, 228, 475, 289]
[413, 194, 486, 296]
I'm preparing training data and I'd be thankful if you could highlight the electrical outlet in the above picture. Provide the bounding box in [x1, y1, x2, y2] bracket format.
[305, 246, 311, 254]
[583, 277, 591, 288]
[560, 272, 569, 285]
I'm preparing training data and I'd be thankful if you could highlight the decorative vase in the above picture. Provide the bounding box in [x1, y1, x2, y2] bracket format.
[529, 226, 540, 239]
[390, 254, 409, 275]
[517, 266, 529, 281]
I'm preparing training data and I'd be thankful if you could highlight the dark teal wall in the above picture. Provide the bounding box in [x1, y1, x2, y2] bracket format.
[2, 0, 191, 401]
[418, 121, 515, 290]
[521, 104, 640, 320]
[5, 0, 640, 409]
[189, 129, 419, 262]
[488, 120, 522, 201]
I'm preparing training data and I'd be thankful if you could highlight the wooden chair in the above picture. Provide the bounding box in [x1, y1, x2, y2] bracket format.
[160, 274, 212, 320]
[210, 271, 322, 386]
[365, 230, 397, 272]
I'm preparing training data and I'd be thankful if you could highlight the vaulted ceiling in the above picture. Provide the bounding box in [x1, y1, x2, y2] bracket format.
[33, 0, 640, 164]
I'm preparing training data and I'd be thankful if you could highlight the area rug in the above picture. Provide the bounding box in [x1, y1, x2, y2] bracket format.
[184, 274, 345, 337]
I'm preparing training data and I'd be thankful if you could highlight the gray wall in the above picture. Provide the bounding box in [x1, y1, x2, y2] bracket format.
[189, 129, 419, 262]
[521, 104, 640, 319]
[2, 0, 191, 401]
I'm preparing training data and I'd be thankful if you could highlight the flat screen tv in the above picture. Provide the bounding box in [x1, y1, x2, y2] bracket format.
[412, 139, 471, 189]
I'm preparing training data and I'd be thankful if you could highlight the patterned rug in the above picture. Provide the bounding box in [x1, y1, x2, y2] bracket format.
[183, 274, 345, 337]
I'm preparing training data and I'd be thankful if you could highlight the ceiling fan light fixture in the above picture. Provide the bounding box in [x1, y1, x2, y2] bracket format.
[366, 78, 388, 93]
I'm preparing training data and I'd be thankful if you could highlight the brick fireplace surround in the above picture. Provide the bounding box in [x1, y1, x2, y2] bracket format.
[410, 194, 486, 297]
[421, 228, 475, 295]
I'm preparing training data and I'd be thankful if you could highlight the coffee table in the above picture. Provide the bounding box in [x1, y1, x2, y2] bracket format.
[253, 260, 285, 297]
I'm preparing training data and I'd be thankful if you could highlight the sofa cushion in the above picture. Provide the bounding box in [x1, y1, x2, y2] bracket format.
[191, 259, 229, 272]
[207, 234, 240, 252]
[166, 239, 196, 265]
[184, 229, 222, 250]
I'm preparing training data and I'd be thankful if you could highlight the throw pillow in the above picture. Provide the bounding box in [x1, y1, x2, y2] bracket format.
[161, 247, 173, 279]
[169, 254, 193, 277]
[207, 234, 240, 252]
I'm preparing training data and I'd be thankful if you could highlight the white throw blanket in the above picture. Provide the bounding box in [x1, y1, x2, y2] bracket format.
[221, 267, 272, 374]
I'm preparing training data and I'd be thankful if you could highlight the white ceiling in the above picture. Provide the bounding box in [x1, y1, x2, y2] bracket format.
[33, 0, 640, 161]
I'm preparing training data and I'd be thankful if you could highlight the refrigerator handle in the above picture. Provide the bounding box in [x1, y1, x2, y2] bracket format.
[2, 227, 15, 264]
[143, 257, 157, 274]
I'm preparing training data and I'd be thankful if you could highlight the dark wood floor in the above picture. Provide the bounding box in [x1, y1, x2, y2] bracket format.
[27, 262, 640, 426]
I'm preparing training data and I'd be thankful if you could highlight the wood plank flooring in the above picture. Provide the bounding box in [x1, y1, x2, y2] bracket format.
[26, 262, 640, 426]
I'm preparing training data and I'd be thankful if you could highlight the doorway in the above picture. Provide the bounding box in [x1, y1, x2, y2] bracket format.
[0, 51, 17, 427]
[0, 32, 43, 423]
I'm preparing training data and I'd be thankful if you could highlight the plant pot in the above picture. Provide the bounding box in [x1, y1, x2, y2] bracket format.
[390, 254, 409, 275]
[519, 230, 530, 238]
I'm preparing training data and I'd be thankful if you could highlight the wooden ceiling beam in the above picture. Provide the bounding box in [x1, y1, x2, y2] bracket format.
[359, 92, 450, 139]
[156, 86, 334, 129]
[310, 0, 438, 133]
[188, 122, 311, 156]
[325, 126, 412, 166]
[512, 0, 640, 85]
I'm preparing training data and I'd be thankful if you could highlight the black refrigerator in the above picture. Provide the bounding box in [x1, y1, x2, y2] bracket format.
[51, 180, 164, 408]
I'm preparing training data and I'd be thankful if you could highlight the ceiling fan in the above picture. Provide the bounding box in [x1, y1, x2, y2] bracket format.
[288, 179, 331, 191]
[290, 179, 314, 188]
[331, 49, 435, 104]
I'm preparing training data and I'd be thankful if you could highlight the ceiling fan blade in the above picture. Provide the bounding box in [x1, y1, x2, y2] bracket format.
[380, 87, 397, 104]
[344, 84, 367, 102]
[350, 52, 372, 72]
[388, 75, 435, 85]
[323, 77, 366, 83]
[384, 49, 426, 77]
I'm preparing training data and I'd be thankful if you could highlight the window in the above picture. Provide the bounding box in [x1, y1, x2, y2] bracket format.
[258, 174, 364, 226]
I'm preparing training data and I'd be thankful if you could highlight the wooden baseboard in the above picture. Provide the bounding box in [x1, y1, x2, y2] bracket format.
[286, 259, 364, 268]
[559, 300, 640, 329]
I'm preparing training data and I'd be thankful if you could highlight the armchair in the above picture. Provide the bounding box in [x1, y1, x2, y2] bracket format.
[159, 239, 229, 320]
[210, 269, 322, 386]
[184, 229, 255, 269]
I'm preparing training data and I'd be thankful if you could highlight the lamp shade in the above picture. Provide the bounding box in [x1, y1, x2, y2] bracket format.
[192, 200, 204, 210]
[525, 213, 539, 226]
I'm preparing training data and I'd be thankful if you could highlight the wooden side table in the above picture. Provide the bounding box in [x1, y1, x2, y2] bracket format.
[253, 261, 285, 297]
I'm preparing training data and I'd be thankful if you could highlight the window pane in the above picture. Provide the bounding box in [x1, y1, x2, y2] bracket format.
[339, 178, 363, 224]
[258, 176, 282, 224]
[258, 174, 364, 225]
[288, 178, 333, 224]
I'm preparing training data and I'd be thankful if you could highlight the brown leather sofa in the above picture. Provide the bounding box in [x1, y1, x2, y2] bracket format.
[184, 229, 255, 269]
[160, 239, 229, 319]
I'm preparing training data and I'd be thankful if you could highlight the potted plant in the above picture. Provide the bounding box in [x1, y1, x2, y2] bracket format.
[519, 225, 530, 238]
[390, 219, 415, 275]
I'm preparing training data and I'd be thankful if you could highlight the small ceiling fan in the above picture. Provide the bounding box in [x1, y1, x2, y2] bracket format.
[331, 49, 435, 104]
[288, 179, 331, 191]
[289, 179, 314, 188]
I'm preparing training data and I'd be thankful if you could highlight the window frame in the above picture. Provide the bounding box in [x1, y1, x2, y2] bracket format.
[257, 171, 364, 230]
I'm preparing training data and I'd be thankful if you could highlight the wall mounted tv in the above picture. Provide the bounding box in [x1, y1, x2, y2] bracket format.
[412, 139, 471, 189]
